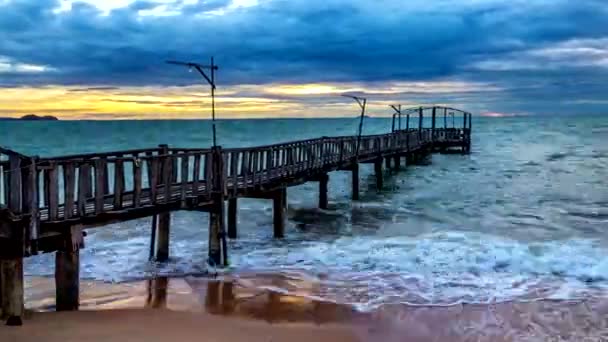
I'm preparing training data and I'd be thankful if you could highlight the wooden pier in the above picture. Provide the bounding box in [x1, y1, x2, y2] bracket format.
[0, 106, 471, 325]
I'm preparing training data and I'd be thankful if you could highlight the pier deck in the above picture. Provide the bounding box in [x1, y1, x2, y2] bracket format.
[0, 106, 472, 325]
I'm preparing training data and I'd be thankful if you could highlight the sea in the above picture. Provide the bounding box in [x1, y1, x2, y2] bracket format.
[2, 115, 608, 311]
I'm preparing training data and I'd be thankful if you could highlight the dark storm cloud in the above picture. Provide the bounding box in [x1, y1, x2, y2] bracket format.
[0, 0, 607, 114]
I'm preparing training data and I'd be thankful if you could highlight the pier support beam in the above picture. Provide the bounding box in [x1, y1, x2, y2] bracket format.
[273, 189, 286, 238]
[208, 200, 225, 266]
[227, 198, 238, 239]
[55, 250, 79, 311]
[374, 159, 383, 190]
[351, 163, 360, 200]
[394, 155, 401, 170]
[385, 157, 391, 170]
[318, 174, 329, 210]
[1, 258, 24, 326]
[153, 212, 171, 262]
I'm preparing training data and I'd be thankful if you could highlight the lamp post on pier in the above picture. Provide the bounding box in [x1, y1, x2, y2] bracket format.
[342, 95, 367, 159]
[166, 58, 219, 147]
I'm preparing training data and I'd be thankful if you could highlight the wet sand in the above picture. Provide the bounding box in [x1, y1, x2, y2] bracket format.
[2, 276, 608, 341]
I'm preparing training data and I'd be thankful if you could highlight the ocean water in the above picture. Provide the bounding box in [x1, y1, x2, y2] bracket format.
[2, 115, 608, 310]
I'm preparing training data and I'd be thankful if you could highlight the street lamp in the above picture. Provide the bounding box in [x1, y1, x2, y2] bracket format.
[342, 95, 367, 159]
[166, 58, 219, 147]
[390, 104, 402, 132]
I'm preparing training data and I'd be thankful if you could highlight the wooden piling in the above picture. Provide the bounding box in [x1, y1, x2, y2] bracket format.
[385, 157, 391, 170]
[432, 106, 436, 139]
[394, 155, 401, 170]
[208, 203, 224, 266]
[208, 146, 226, 267]
[273, 189, 286, 238]
[374, 159, 383, 190]
[55, 250, 79, 311]
[227, 198, 237, 239]
[351, 163, 360, 200]
[318, 174, 329, 210]
[1, 258, 23, 326]
[153, 212, 171, 262]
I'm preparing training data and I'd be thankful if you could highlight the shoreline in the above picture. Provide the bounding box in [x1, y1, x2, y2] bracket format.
[2, 275, 608, 341]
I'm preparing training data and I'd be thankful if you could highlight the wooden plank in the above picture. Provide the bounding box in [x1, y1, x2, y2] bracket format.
[48, 163, 59, 221]
[162, 155, 171, 204]
[133, 158, 142, 208]
[241, 152, 249, 187]
[230, 152, 238, 195]
[171, 151, 179, 183]
[251, 151, 259, 187]
[148, 158, 159, 204]
[113, 159, 124, 210]
[180, 155, 189, 205]
[63, 162, 76, 219]
[8, 155, 21, 212]
[204, 153, 213, 195]
[94, 159, 106, 215]
[77, 164, 91, 216]
[192, 154, 201, 196]
[221, 152, 228, 196]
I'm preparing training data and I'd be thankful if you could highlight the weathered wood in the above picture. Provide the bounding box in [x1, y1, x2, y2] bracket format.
[148, 158, 159, 204]
[351, 163, 360, 201]
[133, 159, 142, 208]
[208, 146, 226, 267]
[94, 159, 106, 215]
[241, 152, 249, 187]
[180, 155, 189, 206]
[375, 159, 383, 190]
[77, 164, 91, 216]
[230, 152, 238, 196]
[192, 154, 201, 198]
[154, 212, 170, 262]
[55, 249, 79, 311]
[273, 189, 286, 238]
[227, 198, 237, 239]
[63, 163, 76, 219]
[1, 258, 24, 325]
[162, 156, 172, 204]
[48, 163, 59, 221]
[318, 173, 329, 210]
[394, 155, 401, 170]
[432, 106, 437, 138]
[8, 155, 21, 213]
[113, 159, 124, 210]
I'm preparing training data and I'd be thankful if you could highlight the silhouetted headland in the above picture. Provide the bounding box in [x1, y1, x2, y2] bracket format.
[0, 114, 59, 121]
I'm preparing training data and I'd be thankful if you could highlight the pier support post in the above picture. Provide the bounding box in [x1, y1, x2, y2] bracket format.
[55, 250, 80, 311]
[385, 157, 391, 170]
[227, 198, 238, 239]
[1, 258, 24, 326]
[273, 189, 286, 238]
[153, 212, 171, 262]
[394, 155, 401, 170]
[318, 174, 329, 210]
[374, 159, 383, 190]
[208, 200, 225, 266]
[351, 163, 360, 200]
[208, 146, 227, 267]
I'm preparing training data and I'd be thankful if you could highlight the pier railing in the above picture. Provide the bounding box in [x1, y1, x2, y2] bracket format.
[0, 127, 470, 226]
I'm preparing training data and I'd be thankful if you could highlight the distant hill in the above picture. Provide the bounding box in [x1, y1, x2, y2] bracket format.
[0, 114, 59, 121]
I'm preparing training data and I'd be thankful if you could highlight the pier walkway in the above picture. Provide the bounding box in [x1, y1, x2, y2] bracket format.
[0, 106, 471, 324]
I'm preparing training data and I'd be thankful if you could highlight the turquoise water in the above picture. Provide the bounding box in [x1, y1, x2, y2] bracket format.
[2, 116, 608, 309]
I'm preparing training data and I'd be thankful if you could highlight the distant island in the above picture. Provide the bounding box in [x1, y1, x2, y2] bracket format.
[0, 114, 59, 121]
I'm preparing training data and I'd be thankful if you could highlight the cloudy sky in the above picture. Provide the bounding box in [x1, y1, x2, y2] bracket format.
[0, 0, 607, 119]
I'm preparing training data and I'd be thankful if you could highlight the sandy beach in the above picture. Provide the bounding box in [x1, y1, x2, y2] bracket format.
[2, 276, 608, 341]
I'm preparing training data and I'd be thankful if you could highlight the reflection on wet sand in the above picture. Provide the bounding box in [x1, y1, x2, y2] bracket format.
[19, 276, 608, 341]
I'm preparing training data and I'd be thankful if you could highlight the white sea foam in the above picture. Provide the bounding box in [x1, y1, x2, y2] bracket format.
[231, 231, 608, 309]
